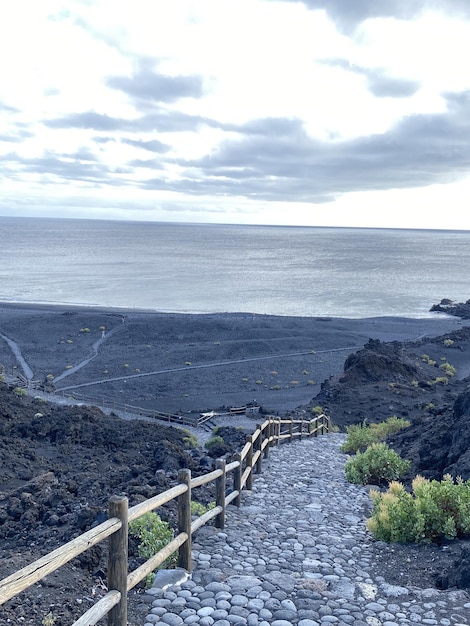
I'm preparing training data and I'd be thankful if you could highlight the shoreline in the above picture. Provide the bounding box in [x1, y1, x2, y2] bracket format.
[0, 299, 462, 322]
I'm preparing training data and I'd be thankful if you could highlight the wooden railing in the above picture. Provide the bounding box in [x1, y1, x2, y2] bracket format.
[0, 413, 330, 626]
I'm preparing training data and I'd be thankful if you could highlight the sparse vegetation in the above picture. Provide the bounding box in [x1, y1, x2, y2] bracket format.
[13, 387, 27, 397]
[421, 354, 437, 365]
[340, 416, 410, 454]
[439, 362, 456, 377]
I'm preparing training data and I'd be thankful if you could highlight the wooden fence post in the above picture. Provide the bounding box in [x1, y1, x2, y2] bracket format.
[108, 495, 128, 626]
[215, 459, 226, 529]
[255, 426, 263, 473]
[177, 469, 192, 571]
[246, 435, 254, 490]
[264, 420, 270, 458]
[234, 452, 242, 507]
[299, 418, 303, 440]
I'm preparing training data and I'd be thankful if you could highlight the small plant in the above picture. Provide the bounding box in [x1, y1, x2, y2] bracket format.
[421, 354, 436, 365]
[99, 325, 106, 331]
[443, 338, 454, 347]
[66, 339, 74, 344]
[271, 384, 281, 390]
[344, 442, 411, 486]
[290, 380, 299, 385]
[439, 362, 456, 377]
[13, 387, 27, 397]
[182, 430, 198, 449]
[429, 376, 449, 386]
[43, 613, 56, 626]
[270, 370, 278, 376]
[242, 377, 249, 382]
[205, 435, 224, 453]
[307, 380, 315, 386]
[255, 379, 263, 385]
[310, 405, 324, 415]
[191, 501, 215, 516]
[129, 512, 176, 579]
[302, 370, 309, 375]
[46, 373, 55, 381]
[214, 341, 221, 346]
[79, 327, 90, 333]
[185, 361, 192, 366]
[65, 365, 73, 370]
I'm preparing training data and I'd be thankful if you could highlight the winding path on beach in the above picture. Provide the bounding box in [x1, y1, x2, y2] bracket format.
[54, 345, 362, 392]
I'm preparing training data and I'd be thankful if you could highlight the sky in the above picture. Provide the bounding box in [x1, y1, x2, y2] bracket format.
[1, 0, 470, 230]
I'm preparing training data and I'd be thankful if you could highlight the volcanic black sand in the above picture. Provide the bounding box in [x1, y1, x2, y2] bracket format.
[0, 302, 467, 417]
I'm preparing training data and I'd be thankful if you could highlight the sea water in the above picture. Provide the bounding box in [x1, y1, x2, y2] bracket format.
[0, 216, 468, 318]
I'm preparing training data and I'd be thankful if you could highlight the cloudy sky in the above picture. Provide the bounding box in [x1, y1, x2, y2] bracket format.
[1, 0, 470, 230]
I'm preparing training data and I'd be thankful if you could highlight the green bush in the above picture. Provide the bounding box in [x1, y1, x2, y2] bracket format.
[341, 416, 410, 454]
[191, 501, 216, 517]
[205, 435, 224, 449]
[128, 512, 176, 574]
[182, 430, 198, 449]
[367, 475, 470, 543]
[344, 442, 411, 486]
[13, 387, 27, 397]
[439, 362, 456, 377]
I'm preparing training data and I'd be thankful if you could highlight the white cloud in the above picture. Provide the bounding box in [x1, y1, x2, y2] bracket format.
[0, 0, 469, 230]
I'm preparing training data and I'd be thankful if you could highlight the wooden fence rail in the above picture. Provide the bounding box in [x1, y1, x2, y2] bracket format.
[0, 413, 330, 626]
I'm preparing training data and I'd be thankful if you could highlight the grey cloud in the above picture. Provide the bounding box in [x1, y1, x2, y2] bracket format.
[366, 75, 419, 98]
[270, 0, 470, 31]
[45, 112, 123, 131]
[44, 109, 215, 133]
[0, 150, 130, 185]
[121, 138, 170, 153]
[158, 90, 470, 202]
[321, 59, 420, 98]
[106, 64, 204, 104]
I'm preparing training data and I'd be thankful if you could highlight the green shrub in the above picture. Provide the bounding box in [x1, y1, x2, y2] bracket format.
[129, 512, 176, 575]
[182, 430, 198, 449]
[341, 416, 410, 454]
[191, 501, 216, 517]
[13, 387, 27, 397]
[344, 442, 411, 486]
[439, 362, 456, 377]
[367, 475, 470, 543]
[205, 435, 224, 451]
[310, 405, 324, 415]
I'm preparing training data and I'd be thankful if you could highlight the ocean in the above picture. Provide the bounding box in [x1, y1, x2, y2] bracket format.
[0, 216, 468, 319]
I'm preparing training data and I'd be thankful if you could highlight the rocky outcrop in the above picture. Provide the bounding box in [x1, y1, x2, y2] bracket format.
[430, 298, 470, 319]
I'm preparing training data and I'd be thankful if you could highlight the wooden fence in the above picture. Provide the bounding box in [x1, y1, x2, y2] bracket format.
[0, 413, 330, 626]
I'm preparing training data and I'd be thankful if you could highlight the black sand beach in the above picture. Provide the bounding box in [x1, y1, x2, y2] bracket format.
[0, 302, 468, 415]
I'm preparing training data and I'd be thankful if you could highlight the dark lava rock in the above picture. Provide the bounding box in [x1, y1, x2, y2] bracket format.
[431, 298, 470, 319]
